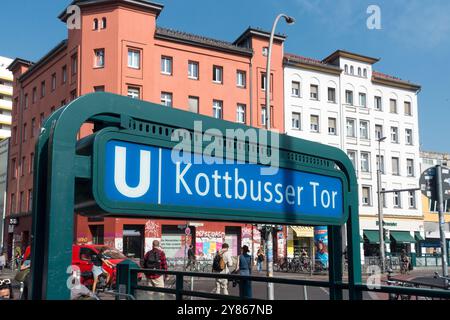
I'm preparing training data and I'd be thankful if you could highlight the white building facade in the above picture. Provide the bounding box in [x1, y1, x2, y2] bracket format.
[284, 51, 422, 260]
[0, 56, 13, 139]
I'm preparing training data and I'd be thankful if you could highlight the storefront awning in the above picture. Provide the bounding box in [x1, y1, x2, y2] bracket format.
[414, 232, 424, 241]
[363, 230, 390, 244]
[290, 226, 314, 238]
[390, 231, 416, 244]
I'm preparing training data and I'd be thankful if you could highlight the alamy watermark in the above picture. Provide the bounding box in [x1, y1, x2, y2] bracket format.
[367, 5, 382, 30]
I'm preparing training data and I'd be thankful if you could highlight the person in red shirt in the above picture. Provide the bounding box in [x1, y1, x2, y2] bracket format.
[143, 240, 167, 298]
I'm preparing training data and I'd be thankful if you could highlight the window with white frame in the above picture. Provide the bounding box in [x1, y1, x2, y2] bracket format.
[291, 112, 301, 130]
[328, 87, 336, 103]
[127, 86, 140, 99]
[291, 81, 300, 97]
[347, 150, 357, 168]
[310, 115, 319, 132]
[188, 61, 199, 79]
[236, 70, 246, 88]
[344, 65, 348, 73]
[346, 118, 356, 137]
[374, 96, 382, 110]
[393, 191, 401, 208]
[407, 159, 414, 177]
[161, 92, 173, 107]
[390, 99, 397, 113]
[213, 66, 223, 83]
[188, 96, 199, 113]
[310, 85, 319, 100]
[261, 73, 267, 91]
[408, 191, 416, 208]
[404, 101, 412, 116]
[360, 120, 369, 140]
[392, 157, 400, 175]
[405, 129, 413, 145]
[128, 49, 141, 69]
[375, 124, 383, 140]
[376, 155, 385, 173]
[358, 67, 362, 77]
[359, 93, 367, 107]
[362, 186, 371, 206]
[363, 69, 367, 77]
[345, 90, 353, 105]
[360, 152, 370, 173]
[236, 104, 246, 123]
[161, 56, 172, 74]
[350, 66, 354, 75]
[328, 118, 337, 135]
[94, 48, 105, 68]
[261, 106, 267, 126]
[391, 126, 399, 143]
[213, 100, 223, 119]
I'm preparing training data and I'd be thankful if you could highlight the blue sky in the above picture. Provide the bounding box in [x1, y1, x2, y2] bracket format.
[1, 0, 449, 153]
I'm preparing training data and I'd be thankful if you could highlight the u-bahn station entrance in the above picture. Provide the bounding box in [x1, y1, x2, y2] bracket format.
[29, 93, 450, 300]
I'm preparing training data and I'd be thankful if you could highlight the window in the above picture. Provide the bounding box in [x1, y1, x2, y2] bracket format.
[11, 158, 17, 179]
[375, 124, 383, 140]
[101, 17, 107, 29]
[358, 68, 362, 77]
[360, 152, 370, 173]
[359, 93, 366, 107]
[31, 118, 36, 137]
[188, 96, 199, 113]
[344, 65, 348, 73]
[236, 104, 246, 123]
[350, 66, 354, 75]
[328, 87, 336, 103]
[62, 65, 67, 84]
[32, 87, 37, 103]
[393, 192, 401, 208]
[71, 54, 78, 75]
[261, 106, 267, 126]
[51, 73, 56, 91]
[362, 186, 371, 206]
[405, 129, 413, 145]
[391, 126, 399, 143]
[390, 99, 397, 113]
[188, 61, 199, 79]
[127, 86, 140, 99]
[392, 157, 400, 175]
[20, 191, 24, 212]
[10, 193, 16, 213]
[404, 102, 412, 116]
[382, 188, 387, 208]
[347, 150, 357, 168]
[310, 115, 319, 132]
[71, 90, 77, 101]
[40, 113, 45, 126]
[236, 70, 246, 88]
[261, 73, 267, 91]
[407, 159, 414, 177]
[213, 100, 223, 119]
[23, 123, 27, 142]
[213, 65, 223, 83]
[346, 118, 356, 137]
[360, 120, 369, 140]
[291, 112, 301, 130]
[94, 86, 105, 92]
[21, 156, 25, 176]
[262, 47, 268, 56]
[328, 118, 337, 135]
[291, 81, 300, 97]
[310, 85, 319, 100]
[160, 92, 173, 107]
[28, 189, 33, 211]
[93, 18, 99, 30]
[29, 153, 34, 173]
[376, 155, 385, 173]
[94, 49, 105, 68]
[345, 90, 353, 105]
[24, 94, 28, 109]
[408, 191, 416, 209]
[374, 96, 382, 111]
[128, 49, 141, 69]
[13, 126, 17, 144]
[363, 69, 367, 77]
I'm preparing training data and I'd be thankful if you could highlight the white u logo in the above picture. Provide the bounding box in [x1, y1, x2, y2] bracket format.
[114, 146, 151, 198]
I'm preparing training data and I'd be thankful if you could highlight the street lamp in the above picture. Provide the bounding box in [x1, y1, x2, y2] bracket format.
[265, 14, 295, 130]
[377, 136, 387, 272]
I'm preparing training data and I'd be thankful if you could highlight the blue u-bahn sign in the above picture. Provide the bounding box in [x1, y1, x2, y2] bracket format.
[89, 131, 347, 225]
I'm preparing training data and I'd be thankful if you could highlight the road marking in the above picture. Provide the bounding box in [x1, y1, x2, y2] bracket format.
[320, 287, 329, 295]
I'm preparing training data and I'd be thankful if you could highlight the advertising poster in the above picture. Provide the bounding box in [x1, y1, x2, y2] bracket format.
[314, 226, 329, 268]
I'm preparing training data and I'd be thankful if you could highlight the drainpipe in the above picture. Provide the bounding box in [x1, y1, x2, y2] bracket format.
[249, 56, 253, 127]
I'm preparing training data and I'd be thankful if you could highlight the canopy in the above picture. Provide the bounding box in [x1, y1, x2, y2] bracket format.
[363, 230, 391, 244]
[390, 231, 416, 243]
[414, 231, 424, 241]
[290, 226, 314, 238]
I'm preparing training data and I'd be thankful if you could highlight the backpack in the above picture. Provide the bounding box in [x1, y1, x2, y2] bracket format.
[144, 250, 161, 270]
[212, 251, 225, 272]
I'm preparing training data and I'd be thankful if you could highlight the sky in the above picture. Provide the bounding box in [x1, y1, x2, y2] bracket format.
[0, 0, 449, 153]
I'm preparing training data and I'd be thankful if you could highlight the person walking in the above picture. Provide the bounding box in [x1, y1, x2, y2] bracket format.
[256, 247, 265, 273]
[0, 249, 6, 274]
[236, 245, 252, 299]
[186, 244, 196, 271]
[212, 243, 233, 295]
[143, 240, 168, 299]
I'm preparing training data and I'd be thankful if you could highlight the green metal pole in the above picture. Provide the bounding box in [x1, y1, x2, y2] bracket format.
[328, 225, 343, 300]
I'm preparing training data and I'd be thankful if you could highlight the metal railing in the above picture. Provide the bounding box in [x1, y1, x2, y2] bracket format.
[116, 263, 450, 301]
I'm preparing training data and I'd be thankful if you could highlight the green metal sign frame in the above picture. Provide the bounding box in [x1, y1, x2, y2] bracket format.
[30, 92, 362, 300]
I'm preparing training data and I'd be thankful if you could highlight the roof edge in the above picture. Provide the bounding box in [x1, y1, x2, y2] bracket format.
[233, 27, 286, 46]
[323, 50, 380, 65]
[7, 58, 34, 72]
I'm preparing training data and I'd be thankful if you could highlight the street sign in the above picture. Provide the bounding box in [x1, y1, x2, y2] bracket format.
[442, 167, 450, 201]
[92, 138, 345, 225]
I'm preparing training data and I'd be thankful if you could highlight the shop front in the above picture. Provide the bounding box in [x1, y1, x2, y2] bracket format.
[287, 226, 314, 258]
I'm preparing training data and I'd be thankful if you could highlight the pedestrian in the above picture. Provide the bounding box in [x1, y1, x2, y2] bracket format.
[256, 247, 265, 273]
[0, 249, 6, 274]
[236, 245, 252, 299]
[0, 279, 14, 300]
[143, 240, 168, 299]
[186, 244, 196, 270]
[212, 243, 233, 295]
